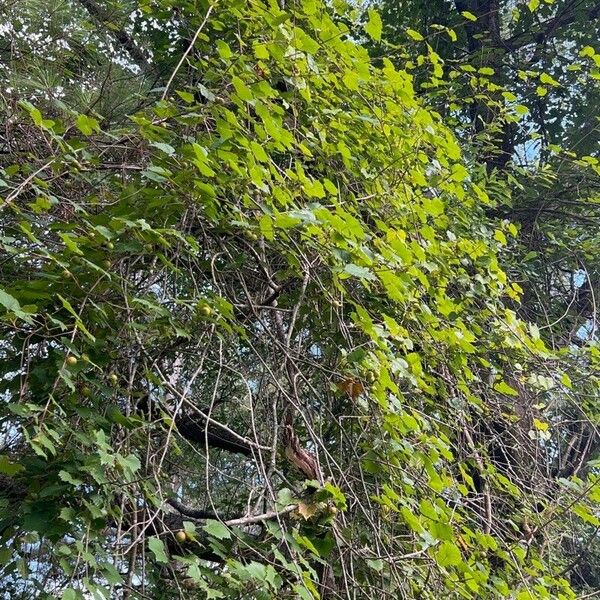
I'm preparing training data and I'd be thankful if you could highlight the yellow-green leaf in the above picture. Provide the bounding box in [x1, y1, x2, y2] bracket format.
[435, 541, 462, 567]
[365, 9, 383, 41]
[232, 77, 253, 102]
[406, 28, 424, 41]
[494, 381, 519, 397]
[540, 72, 559, 86]
[76, 114, 100, 136]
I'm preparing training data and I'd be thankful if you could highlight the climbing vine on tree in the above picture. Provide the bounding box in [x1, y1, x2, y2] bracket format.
[0, 0, 598, 598]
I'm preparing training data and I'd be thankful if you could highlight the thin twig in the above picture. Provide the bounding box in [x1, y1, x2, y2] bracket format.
[161, 3, 217, 101]
[225, 504, 297, 527]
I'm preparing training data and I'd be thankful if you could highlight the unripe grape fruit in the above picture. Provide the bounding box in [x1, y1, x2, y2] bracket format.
[66, 356, 78, 367]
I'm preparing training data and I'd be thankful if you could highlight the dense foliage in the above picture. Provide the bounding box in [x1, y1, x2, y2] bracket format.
[0, 0, 598, 598]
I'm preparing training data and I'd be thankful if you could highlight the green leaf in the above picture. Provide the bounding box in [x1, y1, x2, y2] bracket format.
[493, 381, 519, 397]
[573, 503, 600, 526]
[75, 114, 100, 136]
[292, 27, 320, 54]
[0, 455, 25, 476]
[343, 264, 376, 281]
[303, 179, 326, 198]
[232, 77, 254, 102]
[293, 532, 321, 556]
[148, 537, 169, 563]
[151, 142, 176, 156]
[293, 584, 316, 600]
[0, 289, 34, 324]
[58, 470, 83, 486]
[461, 11, 477, 21]
[58, 295, 96, 342]
[101, 561, 124, 585]
[494, 230, 507, 245]
[561, 373, 572, 388]
[253, 43, 269, 59]
[580, 46, 595, 58]
[435, 541, 462, 567]
[364, 9, 382, 42]
[540, 72, 559, 86]
[406, 29, 424, 41]
[367, 558, 384, 571]
[216, 40, 233, 60]
[342, 70, 360, 91]
[186, 562, 202, 581]
[183, 521, 197, 536]
[203, 520, 231, 540]
[176, 90, 195, 103]
[259, 214, 274, 240]
[117, 453, 141, 478]
[250, 141, 269, 163]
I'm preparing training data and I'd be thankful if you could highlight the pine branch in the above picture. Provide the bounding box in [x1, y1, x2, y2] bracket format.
[75, 0, 150, 68]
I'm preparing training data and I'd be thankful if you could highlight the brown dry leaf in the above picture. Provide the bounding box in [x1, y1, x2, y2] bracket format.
[337, 378, 365, 399]
[457, 534, 469, 552]
[297, 501, 319, 521]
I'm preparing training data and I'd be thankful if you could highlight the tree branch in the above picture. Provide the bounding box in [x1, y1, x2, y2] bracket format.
[166, 498, 219, 520]
[75, 0, 150, 68]
[225, 504, 298, 527]
[175, 410, 270, 456]
[503, 0, 600, 50]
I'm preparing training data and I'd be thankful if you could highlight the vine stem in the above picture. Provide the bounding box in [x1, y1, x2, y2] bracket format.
[161, 3, 217, 101]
